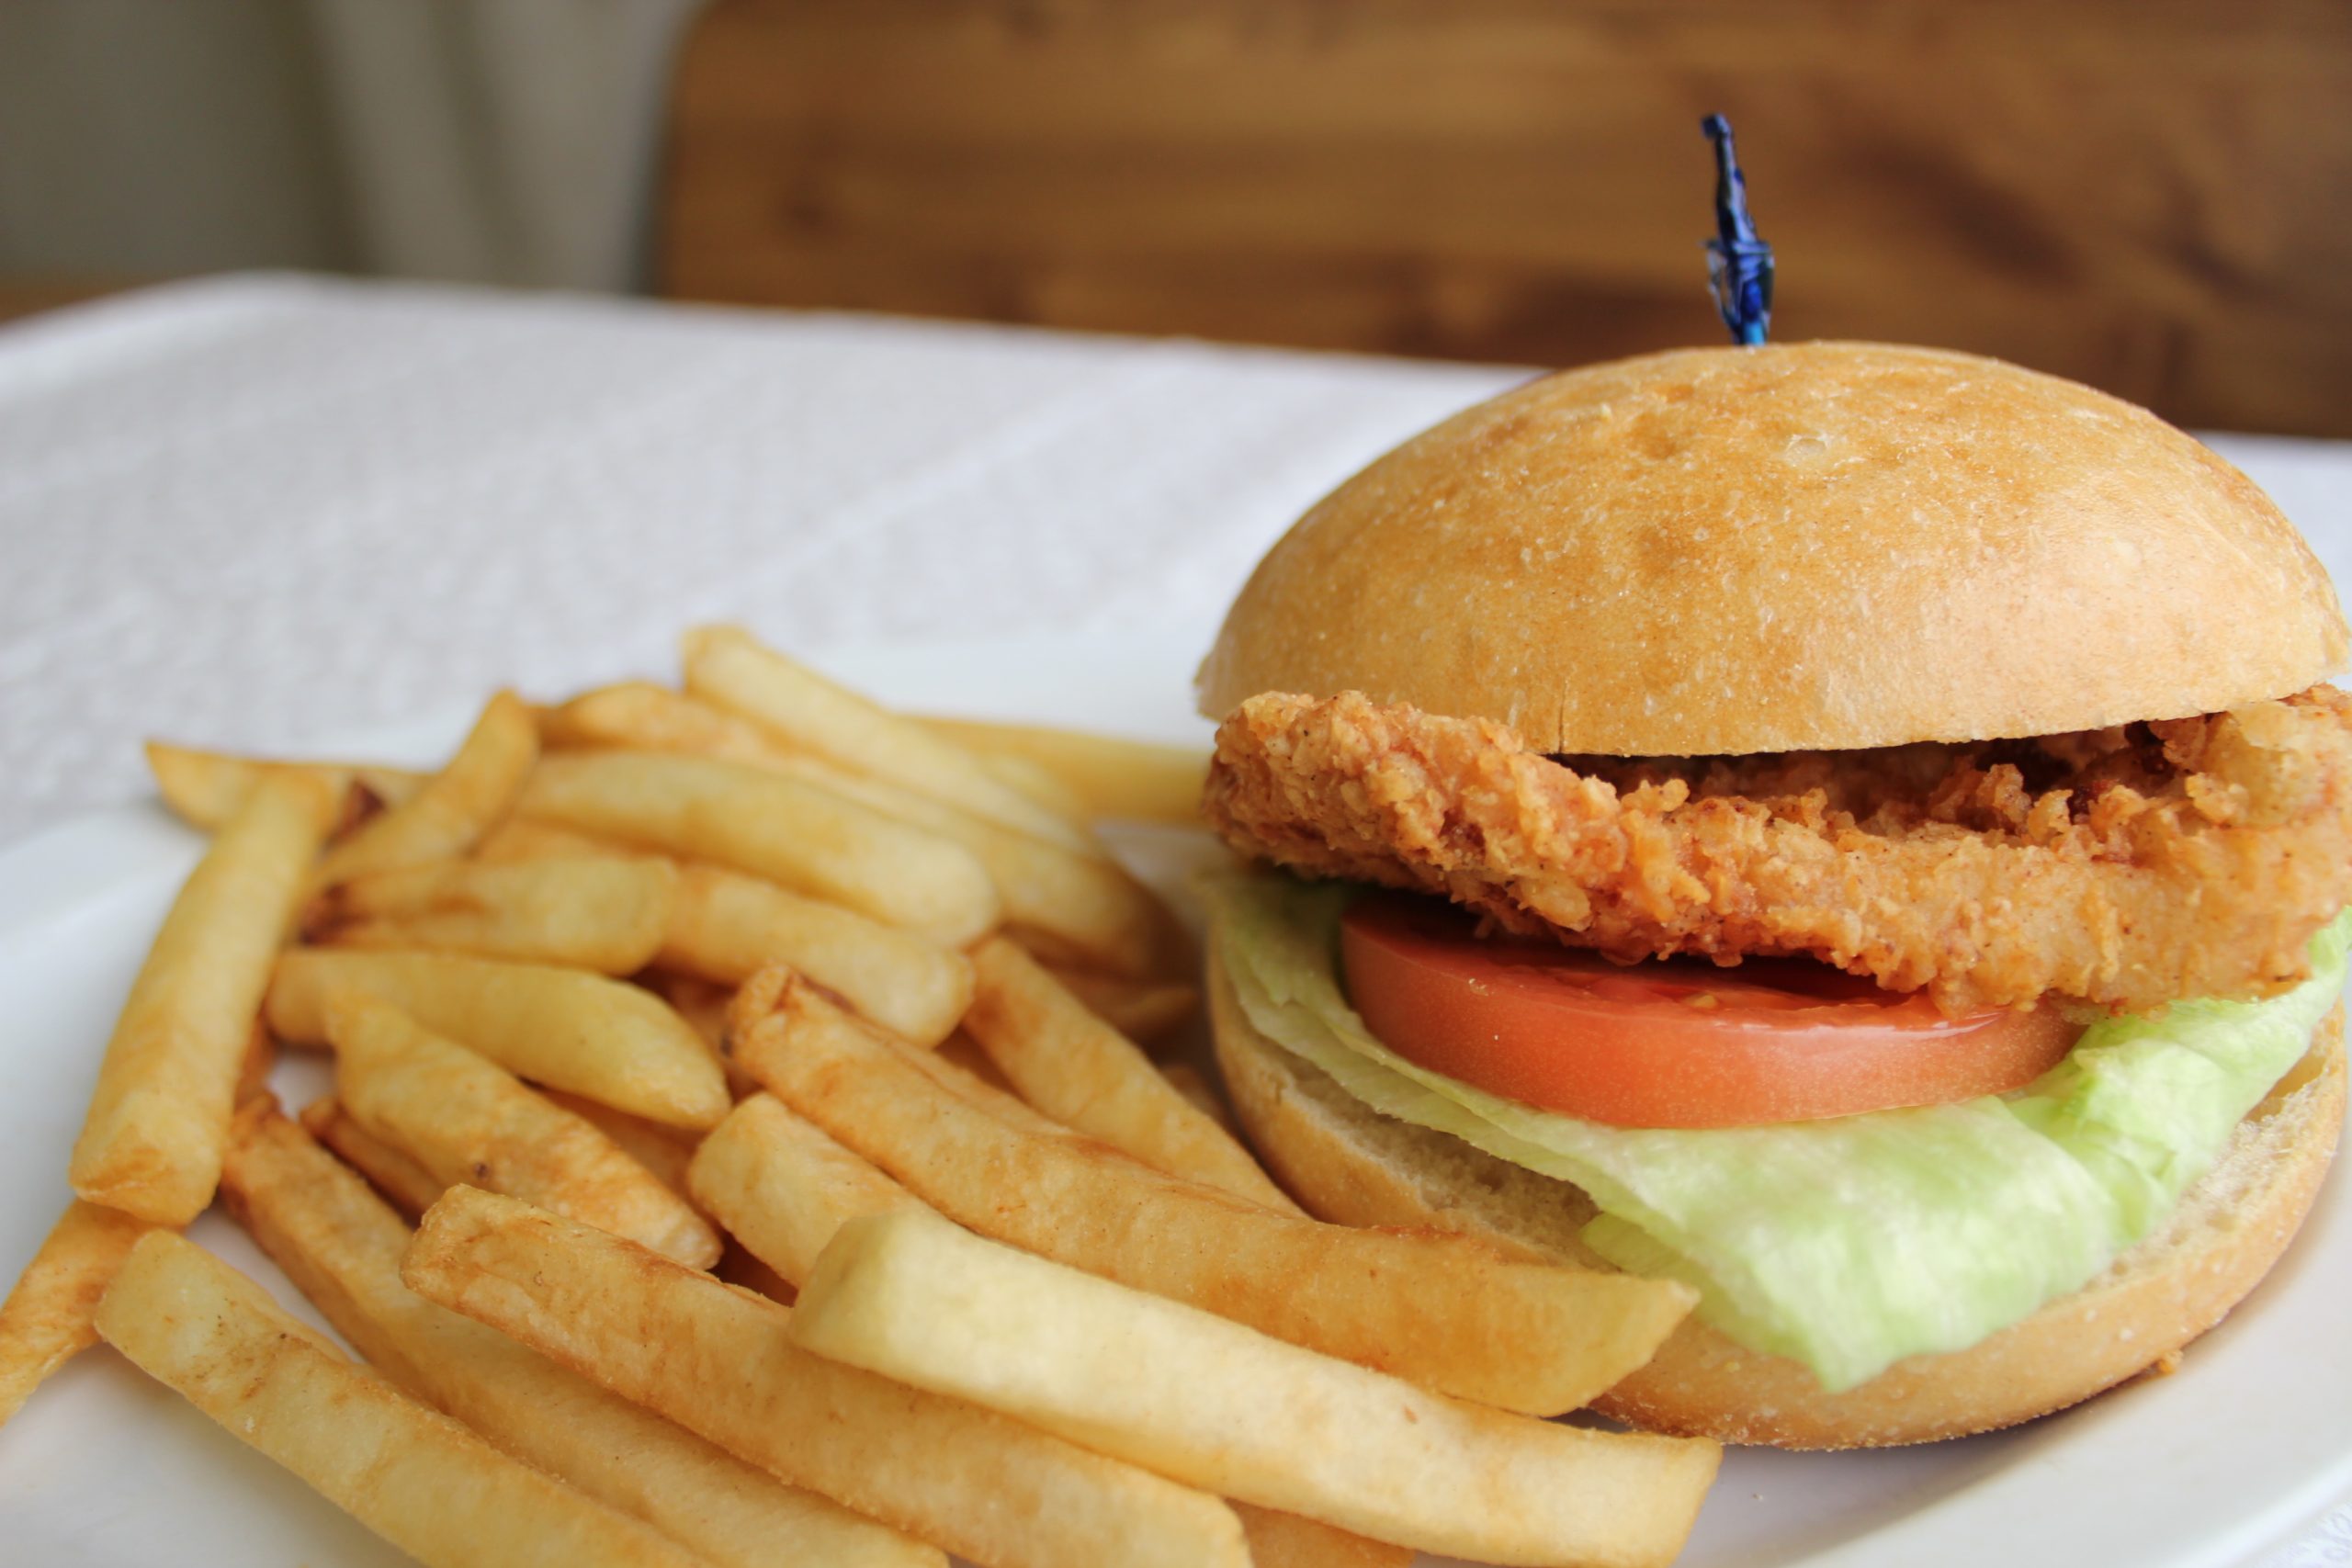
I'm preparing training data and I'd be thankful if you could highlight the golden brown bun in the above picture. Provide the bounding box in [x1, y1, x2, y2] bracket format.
[1208, 945, 2346, 1449]
[1197, 344, 2347, 755]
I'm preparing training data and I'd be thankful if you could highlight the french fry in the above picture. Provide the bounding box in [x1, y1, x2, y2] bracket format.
[540, 1089, 698, 1201]
[913, 1034, 1096, 1139]
[820, 771, 1162, 980]
[222, 1103, 940, 1568]
[476, 815, 972, 1049]
[1233, 1504, 1416, 1568]
[963, 937, 1297, 1210]
[709, 741, 1165, 980]
[1045, 964, 1201, 1043]
[794, 1211, 1719, 1568]
[539, 682, 802, 769]
[93, 1232, 705, 1568]
[713, 964, 1050, 1135]
[403, 1187, 1250, 1568]
[314, 691, 538, 887]
[684, 625, 1092, 852]
[472, 817, 632, 863]
[543, 682, 1161, 979]
[330, 992, 719, 1269]
[774, 761, 1161, 979]
[301, 1096, 447, 1217]
[688, 1096, 925, 1286]
[915, 714, 1209, 825]
[146, 739, 422, 832]
[519, 751, 999, 945]
[662, 863, 972, 1047]
[675, 1108, 1393, 1563]
[306, 855, 675, 975]
[0, 1200, 155, 1426]
[962, 749, 1090, 821]
[1159, 1061, 1238, 1135]
[232, 1019, 277, 1108]
[71, 769, 336, 1224]
[559, 683, 1090, 821]
[733, 971, 1694, 1417]
[268, 949, 729, 1131]
[932, 1032, 1023, 1100]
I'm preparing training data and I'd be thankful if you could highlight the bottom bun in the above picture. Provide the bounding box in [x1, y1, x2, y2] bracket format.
[1208, 944, 2346, 1449]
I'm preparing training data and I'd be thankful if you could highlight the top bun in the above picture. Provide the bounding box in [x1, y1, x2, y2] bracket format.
[1197, 343, 2347, 755]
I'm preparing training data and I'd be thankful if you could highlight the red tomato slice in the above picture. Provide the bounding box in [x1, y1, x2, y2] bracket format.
[1339, 894, 2080, 1129]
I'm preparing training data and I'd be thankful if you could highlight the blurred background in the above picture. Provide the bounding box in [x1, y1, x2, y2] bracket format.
[6, 0, 2350, 435]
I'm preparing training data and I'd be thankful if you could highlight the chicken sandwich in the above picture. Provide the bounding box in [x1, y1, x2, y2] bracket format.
[1197, 343, 2352, 1447]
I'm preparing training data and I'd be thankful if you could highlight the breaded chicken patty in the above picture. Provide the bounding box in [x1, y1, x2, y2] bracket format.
[1206, 686, 2352, 1015]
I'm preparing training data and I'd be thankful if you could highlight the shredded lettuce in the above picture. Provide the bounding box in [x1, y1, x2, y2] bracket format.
[1213, 875, 2349, 1391]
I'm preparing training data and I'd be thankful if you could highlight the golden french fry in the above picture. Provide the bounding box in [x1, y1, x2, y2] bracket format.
[542, 682, 1162, 979]
[914, 714, 1207, 825]
[539, 682, 803, 769]
[688, 1096, 925, 1286]
[314, 692, 538, 887]
[330, 992, 719, 1269]
[718, 965, 1051, 1134]
[520, 751, 999, 945]
[964, 937, 1297, 1211]
[301, 1096, 447, 1217]
[268, 949, 729, 1131]
[233, 1019, 277, 1108]
[1011, 906, 1198, 987]
[796, 1211, 1718, 1568]
[662, 863, 971, 1047]
[403, 1187, 1250, 1568]
[307, 855, 674, 974]
[1233, 1504, 1416, 1568]
[964, 749, 1090, 820]
[71, 770, 336, 1224]
[565, 682, 1085, 820]
[0, 1200, 155, 1427]
[734, 972, 1694, 1417]
[932, 1032, 1023, 1099]
[539, 1089, 698, 1201]
[472, 817, 631, 863]
[1045, 964, 1201, 1043]
[475, 816, 970, 1047]
[145, 740, 423, 832]
[684, 625, 1092, 852]
[1158, 1061, 1238, 1135]
[714, 743, 1167, 980]
[94, 1231, 704, 1568]
[222, 1103, 939, 1568]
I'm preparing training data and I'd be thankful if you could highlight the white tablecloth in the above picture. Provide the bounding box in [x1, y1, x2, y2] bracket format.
[3, 275, 2348, 1565]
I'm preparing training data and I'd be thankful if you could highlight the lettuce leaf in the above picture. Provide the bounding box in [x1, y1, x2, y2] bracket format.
[1213, 874, 2349, 1391]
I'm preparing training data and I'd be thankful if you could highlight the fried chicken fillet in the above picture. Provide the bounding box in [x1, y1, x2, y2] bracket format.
[1207, 685, 2352, 1016]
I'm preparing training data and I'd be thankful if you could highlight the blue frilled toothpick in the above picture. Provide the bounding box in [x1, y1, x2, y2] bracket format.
[1702, 114, 1774, 345]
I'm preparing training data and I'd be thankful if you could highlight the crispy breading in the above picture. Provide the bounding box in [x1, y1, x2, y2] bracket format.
[1205, 687, 2352, 1015]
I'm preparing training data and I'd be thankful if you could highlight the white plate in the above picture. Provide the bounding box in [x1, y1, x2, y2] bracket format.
[0, 630, 2345, 1568]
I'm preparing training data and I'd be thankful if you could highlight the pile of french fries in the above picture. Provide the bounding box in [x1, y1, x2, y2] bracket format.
[0, 625, 1723, 1568]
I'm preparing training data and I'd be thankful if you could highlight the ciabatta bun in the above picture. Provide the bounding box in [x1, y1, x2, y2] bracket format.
[1209, 945, 2346, 1449]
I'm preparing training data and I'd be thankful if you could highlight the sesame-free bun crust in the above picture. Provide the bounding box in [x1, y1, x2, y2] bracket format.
[1208, 945, 2346, 1449]
[1197, 344, 2347, 755]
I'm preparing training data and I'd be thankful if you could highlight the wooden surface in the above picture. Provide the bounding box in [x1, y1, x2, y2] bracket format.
[659, 0, 2352, 436]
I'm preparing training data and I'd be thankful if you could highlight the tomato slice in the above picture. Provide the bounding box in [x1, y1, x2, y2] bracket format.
[1339, 894, 2080, 1129]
